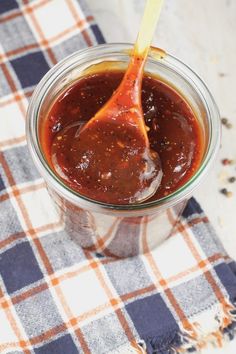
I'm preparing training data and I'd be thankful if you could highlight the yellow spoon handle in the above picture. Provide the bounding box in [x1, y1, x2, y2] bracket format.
[135, 0, 164, 56]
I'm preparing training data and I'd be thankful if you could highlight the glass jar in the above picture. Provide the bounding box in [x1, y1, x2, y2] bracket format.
[26, 43, 220, 257]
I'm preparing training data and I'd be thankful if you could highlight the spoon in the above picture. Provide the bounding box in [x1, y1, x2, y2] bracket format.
[53, 0, 164, 204]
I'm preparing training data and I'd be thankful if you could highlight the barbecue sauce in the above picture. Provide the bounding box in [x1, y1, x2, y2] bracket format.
[40, 71, 203, 204]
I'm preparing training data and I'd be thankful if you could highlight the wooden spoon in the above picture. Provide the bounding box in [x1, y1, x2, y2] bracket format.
[53, 0, 164, 204]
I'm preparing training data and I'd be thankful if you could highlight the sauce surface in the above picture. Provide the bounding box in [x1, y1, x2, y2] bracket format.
[40, 71, 203, 203]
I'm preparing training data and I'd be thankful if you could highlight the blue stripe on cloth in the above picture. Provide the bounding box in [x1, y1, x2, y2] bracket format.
[215, 262, 236, 303]
[0, 0, 18, 14]
[91, 24, 106, 44]
[229, 261, 236, 276]
[10, 52, 50, 89]
[182, 197, 203, 218]
[126, 293, 180, 353]
[0, 241, 44, 293]
[0, 174, 5, 191]
[34, 334, 79, 354]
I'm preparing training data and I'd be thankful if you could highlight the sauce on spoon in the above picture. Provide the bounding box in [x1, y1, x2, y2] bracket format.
[51, 0, 164, 204]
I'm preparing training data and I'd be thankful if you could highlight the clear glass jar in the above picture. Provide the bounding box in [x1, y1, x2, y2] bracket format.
[26, 43, 220, 257]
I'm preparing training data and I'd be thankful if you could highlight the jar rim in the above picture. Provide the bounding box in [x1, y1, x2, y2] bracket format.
[26, 43, 221, 214]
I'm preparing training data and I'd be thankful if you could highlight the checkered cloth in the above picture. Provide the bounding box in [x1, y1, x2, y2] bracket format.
[0, 1, 236, 353]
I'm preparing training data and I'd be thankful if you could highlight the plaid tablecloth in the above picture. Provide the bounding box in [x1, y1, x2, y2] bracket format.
[0, 1, 236, 353]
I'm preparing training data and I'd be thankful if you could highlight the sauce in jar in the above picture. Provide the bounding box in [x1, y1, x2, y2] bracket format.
[40, 70, 204, 204]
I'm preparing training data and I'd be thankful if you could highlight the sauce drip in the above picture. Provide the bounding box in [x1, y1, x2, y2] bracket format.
[41, 71, 203, 203]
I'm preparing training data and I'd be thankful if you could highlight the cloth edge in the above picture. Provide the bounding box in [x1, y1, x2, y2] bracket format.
[110, 298, 236, 354]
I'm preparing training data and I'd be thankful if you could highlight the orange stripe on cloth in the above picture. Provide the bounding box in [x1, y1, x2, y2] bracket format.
[0, 43, 39, 63]
[0, 178, 63, 254]
[0, 152, 54, 275]
[167, 207, 178, 227]
[177, 220, 231, 312]
[119, 253, 225, 302]
[21, 0, 57, 65]
[0, 63, 27, 117]
[50, 256, 116, 288]
[1, 303, 119, 351]
[0, 218, 63, 251]
[67, 0, 93, 46]
[11, 283, 49, 305]
[84, 212, 121, 257]
[0, 342, 27, 353]
[0, 136, 26, 149]
[6, 181, 46, 198]
[0, 292, 31, 354]
[0, 300, 122, 352]
[142, 217, 196, 335]
[121, 284, 157, 302]
[0, 324, 68, 351]
[0, 0, 49, 24]
[23, 0, 50, 12]
[0, 16, 94, 64]
[51, 281, 91, 353]
[74, 327, 92, 354]
[49, 16, 94, 43]
[166, 253, 224, 284]
[0, 10, 22, 23]
[84, 250, 137, 347]
[0, 251, 225, 314]
[167, 206, 210, 238]
[0, 89, 33, 108]
[29, 323, 68, 346]
[20, 0, 93, 65]
[0, 231, 26, 250]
